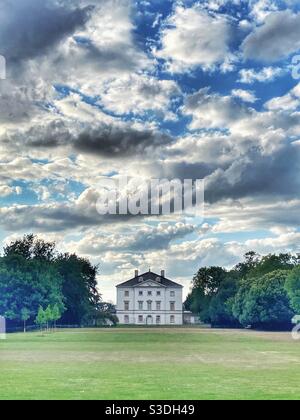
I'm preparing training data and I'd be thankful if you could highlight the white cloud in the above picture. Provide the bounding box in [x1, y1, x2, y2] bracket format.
[239, 67, 285, 84]
[232, 89, 258, 103]
[98, 74, 180, 118]
[154, 5, 232, 72]
[0, 185, 22, 198]
[182, 87, 252, 130]
[244, 231, 300, 254]
[242, 10, 300, 62]
[69, 222, 196, 256]
[265, 83, 300, 111]
[250, 0, 279, 23]
[209, 198, 300, 234]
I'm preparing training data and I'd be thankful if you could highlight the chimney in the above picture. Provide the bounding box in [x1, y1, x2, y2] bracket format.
[135, 270, 139, 278]
[161, 270, 165, 278]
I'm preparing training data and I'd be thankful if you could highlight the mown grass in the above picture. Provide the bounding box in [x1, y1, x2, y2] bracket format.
[0, 328, 299, 400]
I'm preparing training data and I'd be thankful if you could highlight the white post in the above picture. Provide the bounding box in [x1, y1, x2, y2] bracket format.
[0, 316, 6, 340]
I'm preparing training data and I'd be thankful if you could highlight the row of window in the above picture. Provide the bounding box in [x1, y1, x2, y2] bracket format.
[124, 290, 176, 297]
[123, 315, 176, 324]
[124, 301, 176, 311]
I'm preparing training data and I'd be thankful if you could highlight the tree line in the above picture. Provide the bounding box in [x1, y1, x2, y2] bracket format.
[0, 235, 117, 330]
[184, 252, 300, 330]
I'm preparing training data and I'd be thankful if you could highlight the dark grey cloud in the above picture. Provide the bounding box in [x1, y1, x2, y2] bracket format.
[205, 143, 300, 203]
[18, 120, 173, 157]
[159, 135, 300, 204]
[0, 200, 132, 233]
[129, 224, 195, 252]
[77, 224, 196, 256]
[73, 125, 172, 157]
[242, 10, 300, 62]
[0, 0, 93, 62]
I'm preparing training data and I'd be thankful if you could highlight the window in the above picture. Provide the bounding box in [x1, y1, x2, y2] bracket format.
[138, 301, 143, 310]
[124, 301, 129, 311]
[138, 315, 143, 324]
[170, 291, 175, 297]
[156, 301, 161, 311]
[139, 291, 143, 296]
[170, 315, 175, 324]
[156, 316, 161, 325]
[148, 291, 152, 296]
[170, 301, 175, 311]
[124, 315, 129, 324]
[157, 291, 161, 296]
[124, 290, 129, 297]
[147, 301, 152, 311]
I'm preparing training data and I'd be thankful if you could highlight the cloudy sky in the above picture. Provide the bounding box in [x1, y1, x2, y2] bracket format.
[1, 0, 300, 302]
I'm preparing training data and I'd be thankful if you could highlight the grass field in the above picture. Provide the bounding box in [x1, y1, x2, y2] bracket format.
[0, 327, 300, 400]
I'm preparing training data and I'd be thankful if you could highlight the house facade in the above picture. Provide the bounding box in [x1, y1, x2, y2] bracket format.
[116, 270, 183, 325]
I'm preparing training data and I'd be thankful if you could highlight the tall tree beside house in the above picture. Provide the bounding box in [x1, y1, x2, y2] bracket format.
[208, 274, 240, 327]
[185, 252, 299, 329]
[245, 253, 296, 279]
[232, 270, 293, 329]
[234, 251, 261, 278]
[285, 266, 300, 314]
[0, 253, 64, 325]
[0, 235, 102, 327]
[4, 234, 56, 262]
[185, 267, 228, 323]
[55, 253, 101, 325]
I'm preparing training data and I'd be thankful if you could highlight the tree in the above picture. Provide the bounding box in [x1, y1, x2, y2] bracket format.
[0, 235, 102, 329]
[95, 302, 118, 326]
[0, 255, 64, 324]
[232, 270, 293, 329]
[35, 307, 46, 331]
[21, 308, 31, 333]
[235, 252, 261, 278]
[246, 253, 295, 279]
[45, 305, 53, 331]
[285, 266, 300, 314]
[51, 304, 63, 331]
[56, 254, 101, 325]
[185, 267, 229, 323]
[4, 234, 56, 262]
[209, 274, 240, 327]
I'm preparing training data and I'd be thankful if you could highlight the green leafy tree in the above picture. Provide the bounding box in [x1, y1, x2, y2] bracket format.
[185, 267, 228, 323]
[285, 266, 300, 314]
[51, 304, 63, 330]
[35, 307, 46, 331]
[56, 254, 101, 325]
[246, 253, 295, 279]
[21, 308, 31, 333]
[234, 251, 261, 278]
[0, 235, 102, 329]
[4, 234, 56, 261]
[95, 302, 118, 326]
[0, 256, 64, 323]
[209, 274, 240, 327]
[232, 270, 293, 329]
[45, 305, 53, 331]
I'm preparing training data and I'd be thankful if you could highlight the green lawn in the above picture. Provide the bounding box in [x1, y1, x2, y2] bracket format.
[0, 327, 300, 400]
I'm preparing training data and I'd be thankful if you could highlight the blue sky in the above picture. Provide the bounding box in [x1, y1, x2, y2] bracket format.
[0, 0, 300, 301]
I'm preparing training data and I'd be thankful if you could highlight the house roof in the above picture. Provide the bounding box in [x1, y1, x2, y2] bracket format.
[116, 271, 183, 289]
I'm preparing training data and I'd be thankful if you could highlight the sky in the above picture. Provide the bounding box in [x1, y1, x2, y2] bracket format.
[0, 0, 300, 302]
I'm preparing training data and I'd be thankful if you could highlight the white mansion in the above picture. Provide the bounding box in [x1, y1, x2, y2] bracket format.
[116, 270, 183, 325]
